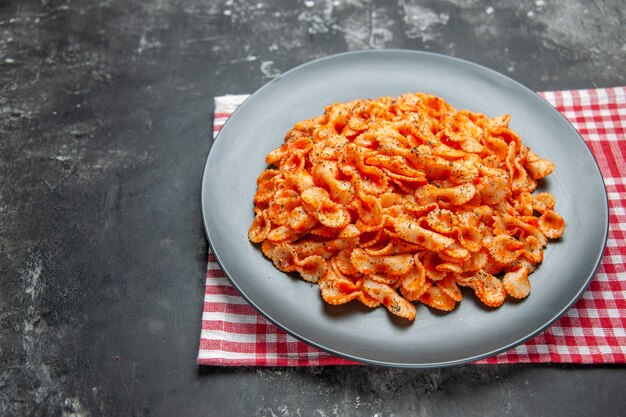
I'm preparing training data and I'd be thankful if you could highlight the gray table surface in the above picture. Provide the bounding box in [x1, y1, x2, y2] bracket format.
[1, 0, 624, 416]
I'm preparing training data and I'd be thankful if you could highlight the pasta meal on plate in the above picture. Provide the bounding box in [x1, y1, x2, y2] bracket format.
[248, 93, 565, 321]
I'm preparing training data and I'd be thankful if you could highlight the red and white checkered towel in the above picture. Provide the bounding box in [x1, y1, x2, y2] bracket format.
[198, 87, 626, 366]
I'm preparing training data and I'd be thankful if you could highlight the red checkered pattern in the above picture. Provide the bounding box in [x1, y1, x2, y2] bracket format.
[198, 88, 626, 366]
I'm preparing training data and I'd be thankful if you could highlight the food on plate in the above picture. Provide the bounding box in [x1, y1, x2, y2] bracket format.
[248, 93, 565, 321]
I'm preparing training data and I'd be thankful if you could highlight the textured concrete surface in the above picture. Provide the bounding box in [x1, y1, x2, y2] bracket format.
[0, 0, 624, 416]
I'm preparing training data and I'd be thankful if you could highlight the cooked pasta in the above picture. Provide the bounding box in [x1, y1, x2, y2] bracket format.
[249, 93, 565, 321]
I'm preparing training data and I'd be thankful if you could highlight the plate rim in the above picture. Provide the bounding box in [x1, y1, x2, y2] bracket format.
[201, 49, 609, 367]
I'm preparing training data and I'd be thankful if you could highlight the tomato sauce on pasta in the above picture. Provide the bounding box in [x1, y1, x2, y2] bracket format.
[249, 93, 565, 321]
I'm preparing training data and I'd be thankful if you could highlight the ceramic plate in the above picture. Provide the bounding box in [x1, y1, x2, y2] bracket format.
[201, 50, 608, 367]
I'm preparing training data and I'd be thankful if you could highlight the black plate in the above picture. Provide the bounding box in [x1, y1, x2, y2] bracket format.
[201, 50, 608, 367]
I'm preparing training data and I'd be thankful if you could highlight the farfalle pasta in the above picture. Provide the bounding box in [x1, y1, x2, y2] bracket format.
[249, 93, 565, 321]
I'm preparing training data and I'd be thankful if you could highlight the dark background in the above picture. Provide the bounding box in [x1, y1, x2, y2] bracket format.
[1, 0, 624, 416]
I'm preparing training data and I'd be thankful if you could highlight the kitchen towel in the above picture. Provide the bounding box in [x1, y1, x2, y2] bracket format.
[198, 87, 626, 366]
